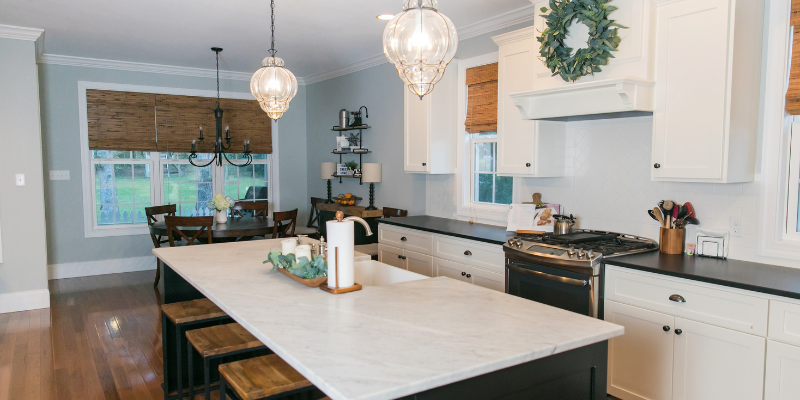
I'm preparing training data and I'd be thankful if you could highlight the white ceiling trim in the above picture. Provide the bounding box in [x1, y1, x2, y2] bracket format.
[0, 24, 45, 58]
[302, 4, 537, 85]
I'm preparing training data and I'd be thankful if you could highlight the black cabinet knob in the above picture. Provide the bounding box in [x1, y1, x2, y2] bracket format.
[400, 236, 407, 241]
[675, 329, 683, 335]
[464, 250, 472, 256]
[422, 163, 427, 166]
[654, 163, 661, 169]
[461, 272, 466, 276]
[663, 326, 671, 332]
[466, 274, 471, 278]
[397, 255, 403, 259]
[526, 163, 531, 167]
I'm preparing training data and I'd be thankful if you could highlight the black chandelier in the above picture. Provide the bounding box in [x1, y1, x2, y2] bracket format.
[189, 47, 253, 167]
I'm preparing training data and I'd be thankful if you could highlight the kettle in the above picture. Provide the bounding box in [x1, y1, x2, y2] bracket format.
[339, 109, 350, 129]
[553, 214, 575, 235]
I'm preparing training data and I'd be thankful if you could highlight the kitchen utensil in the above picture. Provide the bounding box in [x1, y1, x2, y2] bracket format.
[339, 109, 350, 129]
[672, 204, 680, 221]
[684, 216, 699, 225]
[648, 210, 659, 222]
[663, 200, 675, 213]
[553, 214, 575, 235]
[684, 202, 695, 218]
[653, 207, 666, 228]
[676, 204, 688, 220]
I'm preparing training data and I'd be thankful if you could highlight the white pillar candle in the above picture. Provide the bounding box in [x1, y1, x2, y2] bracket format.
[281, 239, 296, 256]
[326, 219, 355, 289]
[295, 245, 313, 263]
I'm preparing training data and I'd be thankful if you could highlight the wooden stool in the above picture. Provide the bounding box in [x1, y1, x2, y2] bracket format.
[161, 298, 230, 400]
[186, 323, 268, 400]
[218, 355, 319, 400]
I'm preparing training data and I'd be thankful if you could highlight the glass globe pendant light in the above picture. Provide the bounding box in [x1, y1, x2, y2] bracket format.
[251, 0, 298, 120]
[382, 0, 458, 99]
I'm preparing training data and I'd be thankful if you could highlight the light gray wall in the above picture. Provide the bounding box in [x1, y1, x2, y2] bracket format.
[305, 22, 532, 216]
[39, 64, 308, 265]
[0, 37, 49, 295]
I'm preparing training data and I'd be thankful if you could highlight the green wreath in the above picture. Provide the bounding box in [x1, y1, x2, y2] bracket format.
[537, 0, 625, 82]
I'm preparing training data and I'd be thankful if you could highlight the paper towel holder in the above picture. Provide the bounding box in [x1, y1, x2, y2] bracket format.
[320, 241, 363, 294]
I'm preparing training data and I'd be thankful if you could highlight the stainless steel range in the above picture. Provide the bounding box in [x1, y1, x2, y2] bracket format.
[504, 229, 657, 318]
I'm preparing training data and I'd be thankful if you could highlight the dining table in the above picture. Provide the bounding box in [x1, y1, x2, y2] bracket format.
[149, 216, 275, 241]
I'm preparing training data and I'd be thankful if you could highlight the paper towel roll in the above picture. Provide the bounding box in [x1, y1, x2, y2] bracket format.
[326, 219, 355, 288]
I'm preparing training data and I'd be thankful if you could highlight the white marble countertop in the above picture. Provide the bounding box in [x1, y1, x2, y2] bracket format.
[154, 239, 623, 400]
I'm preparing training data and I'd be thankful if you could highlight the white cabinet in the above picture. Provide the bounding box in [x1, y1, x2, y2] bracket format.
[434, 257, 473, 284]
[606, 300, 675, 400]
[377, 244, 434, 277]
[492, 28, 566, 177]
[672, 317, 765, 400]
[433, 257, 504, 290]
[651, 0, 763, 182]
[403, 62, 458, 174]
[765, 340, 800, 400]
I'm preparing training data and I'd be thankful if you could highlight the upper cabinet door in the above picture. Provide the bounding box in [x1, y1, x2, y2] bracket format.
[652, 0, 728, 181]
[404, 91, 431, 173]
[672, 317, 765, 400]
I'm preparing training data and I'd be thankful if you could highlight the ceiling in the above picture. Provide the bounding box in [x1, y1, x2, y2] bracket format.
[1, 0, 532, 79]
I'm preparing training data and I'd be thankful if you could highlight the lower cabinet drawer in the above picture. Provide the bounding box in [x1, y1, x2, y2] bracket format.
[605, 265, 769, 336]
[432, 235, 505, 274]
[378, 225, 432, 254]
[433, 257, 505, 291]
[405, 250, 434, 277]
[434, 257, 472, 284]
[378, 244, 405, 270]
[470, 267, 505, 292]
[768, 300, 800, 346]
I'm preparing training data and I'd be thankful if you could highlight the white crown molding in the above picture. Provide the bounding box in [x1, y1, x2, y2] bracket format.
[303, 54, 389, 85]
[37, 53, 295, 83]
[303, 5, 537, 85]
[0, 24, 45, 58]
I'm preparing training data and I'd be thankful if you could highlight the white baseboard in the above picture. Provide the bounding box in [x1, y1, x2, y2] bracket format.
[0, 289, 50, 314]
[48, 256, 156, 280]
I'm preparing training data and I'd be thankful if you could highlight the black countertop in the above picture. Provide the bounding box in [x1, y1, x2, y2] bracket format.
[609, 251, 800, 301]
[379, 216, 510, 245]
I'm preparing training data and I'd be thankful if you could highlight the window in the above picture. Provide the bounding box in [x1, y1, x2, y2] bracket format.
[470, 133, 512, 205]
[79, 82, 278, 238]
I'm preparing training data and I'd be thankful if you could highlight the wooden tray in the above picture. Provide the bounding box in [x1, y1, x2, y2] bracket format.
[320, 284, 363, 294]
[276, 268, 327, 287]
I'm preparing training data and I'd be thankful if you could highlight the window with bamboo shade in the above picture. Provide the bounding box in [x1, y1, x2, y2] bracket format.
[464, 63, 499, 133]
[787, 0, 800, 114]
[86, 89, 272, 153]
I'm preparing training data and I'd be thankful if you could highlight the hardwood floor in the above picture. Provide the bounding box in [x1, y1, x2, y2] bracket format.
[0, 271, 164, 400]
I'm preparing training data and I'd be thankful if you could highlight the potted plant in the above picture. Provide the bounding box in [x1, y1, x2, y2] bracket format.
[344, 161, 358, 176]
[207, 193, 234, 224]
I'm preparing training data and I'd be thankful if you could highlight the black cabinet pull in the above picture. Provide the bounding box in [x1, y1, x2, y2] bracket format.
[654, 163, 661, 169]
[464, 250, 472, 256]
[526, 163, 531, 167]
[663, 326, 671, 332]
[422, 163, 427, 166]
[675, 329, 683, 335]
[400, 236, 407, 241]
[466, 274, 471, 278]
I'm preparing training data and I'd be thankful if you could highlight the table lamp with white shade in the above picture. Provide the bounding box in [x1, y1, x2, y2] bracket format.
[321, 162, 336, 203]
[362, 163, 382, 210]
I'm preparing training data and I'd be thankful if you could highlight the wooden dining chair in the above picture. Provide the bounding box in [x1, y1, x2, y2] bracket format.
[306, 197, 325, 228]
[165, 216, 214, 247]
[383, 207, 408, 218]
[231, 201, 268, 218]
[146, 204, 177, 287]
[271, 209, 298, 239]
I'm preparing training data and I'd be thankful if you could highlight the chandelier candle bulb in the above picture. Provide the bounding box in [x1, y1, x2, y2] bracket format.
[199, 126, 203, 139]
[225, 126, 230, 139]
[191, 140, 196, 152]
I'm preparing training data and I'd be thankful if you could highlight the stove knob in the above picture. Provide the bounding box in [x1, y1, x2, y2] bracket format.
[568, 246, 576, 256]
[587, 250, 594, 258]
[577, 249, 585, 259]
[508, 238, 515, 246]
[515, 239, 523, 248]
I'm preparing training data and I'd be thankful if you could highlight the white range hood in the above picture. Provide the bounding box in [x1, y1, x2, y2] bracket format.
[509, 77, 655, 120]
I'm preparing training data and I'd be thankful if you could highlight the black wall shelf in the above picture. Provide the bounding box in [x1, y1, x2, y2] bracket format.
[331, 125, 370, 184]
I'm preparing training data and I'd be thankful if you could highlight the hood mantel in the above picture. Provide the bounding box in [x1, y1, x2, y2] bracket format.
[509, 77, 655, 120]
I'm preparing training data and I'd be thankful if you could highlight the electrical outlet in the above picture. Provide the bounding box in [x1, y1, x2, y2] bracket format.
[15, 174, 24, 186]
[730, 216, 743, 237]
[49, 170, 70, 180]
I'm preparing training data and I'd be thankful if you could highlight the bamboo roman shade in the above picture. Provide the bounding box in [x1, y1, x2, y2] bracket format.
[464, 63, 499, 134]
[787, 0, 800, 114]
[87, 89, 272, 153]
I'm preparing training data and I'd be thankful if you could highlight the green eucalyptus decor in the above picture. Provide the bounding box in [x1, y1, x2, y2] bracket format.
[264, 250, 328, 279]
[537, 0, 625, 82]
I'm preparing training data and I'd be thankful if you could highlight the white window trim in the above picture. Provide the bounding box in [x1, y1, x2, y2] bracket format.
[456, 52, 518, 226]
[757, 0, 800, 258]
[78, 81, 280, 238]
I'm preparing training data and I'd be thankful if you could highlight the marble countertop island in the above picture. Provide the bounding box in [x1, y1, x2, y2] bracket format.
[154, 239, 623, 400]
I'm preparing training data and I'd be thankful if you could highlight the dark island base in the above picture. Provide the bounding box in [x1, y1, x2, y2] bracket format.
[161, 262, 608, 400]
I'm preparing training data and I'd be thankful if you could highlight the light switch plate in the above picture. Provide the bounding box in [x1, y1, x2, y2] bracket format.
[15, 174, 25, 186]
[49, 170, 70, 180]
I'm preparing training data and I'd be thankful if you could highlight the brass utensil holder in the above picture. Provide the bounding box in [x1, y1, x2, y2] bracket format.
[660, 228, 686, 255]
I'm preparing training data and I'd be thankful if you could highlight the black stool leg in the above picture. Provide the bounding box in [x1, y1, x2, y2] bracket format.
[204, 357, 211, 400]
[219, 374, 228, 400]
[188, 346, 194, 400]
[162, 313, 169, 400]
[176, 325, 183, 400]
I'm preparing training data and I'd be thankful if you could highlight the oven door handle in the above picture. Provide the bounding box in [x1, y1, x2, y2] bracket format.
[507, 264, 589, 287]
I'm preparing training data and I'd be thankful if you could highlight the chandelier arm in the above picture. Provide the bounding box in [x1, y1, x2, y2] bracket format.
[221, 151, 253, 167]
[189, 153, 217, 168]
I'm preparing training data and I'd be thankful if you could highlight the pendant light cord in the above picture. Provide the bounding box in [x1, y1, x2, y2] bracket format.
[269, 0, 277, 57]
[215, 50, 221, 109]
